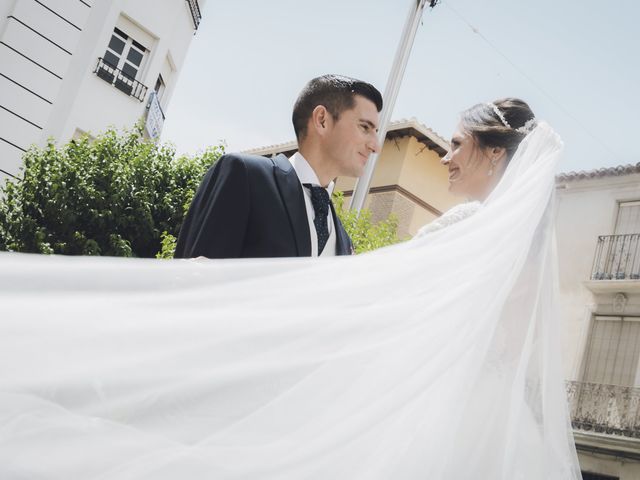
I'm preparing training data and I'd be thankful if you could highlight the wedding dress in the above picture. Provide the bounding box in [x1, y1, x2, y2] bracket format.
[0, 123, 582, 479]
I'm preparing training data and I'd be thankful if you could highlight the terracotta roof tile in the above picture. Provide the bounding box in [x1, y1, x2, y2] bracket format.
[557, 163, 640, 182]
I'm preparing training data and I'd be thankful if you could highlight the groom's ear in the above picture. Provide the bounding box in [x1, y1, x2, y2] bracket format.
[310, 105, 330, 135]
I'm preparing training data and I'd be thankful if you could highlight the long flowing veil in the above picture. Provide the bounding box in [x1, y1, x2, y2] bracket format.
[0, 123, 581, 479]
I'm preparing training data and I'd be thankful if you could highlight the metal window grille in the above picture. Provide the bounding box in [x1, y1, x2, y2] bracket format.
[94, 57, 148, 102]
[566, 381, 640, 438]
[591, 234, 640, 280]
[185, 0, 202, 30]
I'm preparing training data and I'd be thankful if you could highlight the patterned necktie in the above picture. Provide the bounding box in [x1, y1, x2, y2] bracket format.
[304, 184, 330, 255]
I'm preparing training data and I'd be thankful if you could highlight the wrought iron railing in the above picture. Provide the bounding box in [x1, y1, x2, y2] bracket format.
[591, 234, 640, 280]
[93, 57, 148, 102]
[185, 0, 202, 30]
[566, 381, 640, 438]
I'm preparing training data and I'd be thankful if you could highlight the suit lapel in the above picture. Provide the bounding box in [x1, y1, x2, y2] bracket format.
[272, 154, 311, 256]
[330, 202, 353, 256]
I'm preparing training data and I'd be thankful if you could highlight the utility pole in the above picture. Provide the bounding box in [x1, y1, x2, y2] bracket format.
[349, 0, 439, 213]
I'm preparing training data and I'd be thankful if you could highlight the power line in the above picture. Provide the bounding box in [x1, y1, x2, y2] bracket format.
[442, 0, 620, 162]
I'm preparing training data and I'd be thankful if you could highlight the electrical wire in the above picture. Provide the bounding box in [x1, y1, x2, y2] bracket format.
[440, 0, 620, 162]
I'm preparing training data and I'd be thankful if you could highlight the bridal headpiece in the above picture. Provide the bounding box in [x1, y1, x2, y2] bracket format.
[487, 102, 537, 135]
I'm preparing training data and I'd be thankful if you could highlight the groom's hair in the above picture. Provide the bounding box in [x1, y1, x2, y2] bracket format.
[292, 74, 383, 141]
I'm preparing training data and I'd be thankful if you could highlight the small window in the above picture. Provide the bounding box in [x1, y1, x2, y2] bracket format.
[154, 74, 166, 101]
[103, 28, 148, 81]
[615, 201, 640, 235]
[96, 27, 149, 100]
[595, 201, 640, 280]
[71, 128, 94, 143]
[580, 316, 640, 386]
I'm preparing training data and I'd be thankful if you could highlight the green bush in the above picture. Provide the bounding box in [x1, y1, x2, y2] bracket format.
[332, 191, 400, 254]
[0, 125, 224, 257]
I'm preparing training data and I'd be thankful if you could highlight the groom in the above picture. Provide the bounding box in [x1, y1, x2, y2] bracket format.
[174, 74, 382, 258]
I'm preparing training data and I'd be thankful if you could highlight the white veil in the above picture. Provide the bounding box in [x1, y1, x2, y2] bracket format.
[0, 123, 581, 479]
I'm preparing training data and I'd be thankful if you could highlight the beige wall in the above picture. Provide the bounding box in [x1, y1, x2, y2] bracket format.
[335, 135, 461, 237]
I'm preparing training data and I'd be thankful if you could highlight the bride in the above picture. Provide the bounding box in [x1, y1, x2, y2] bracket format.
[0, 99, 582, 479]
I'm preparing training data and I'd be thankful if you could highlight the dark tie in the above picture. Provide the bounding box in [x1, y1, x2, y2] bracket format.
[304, 184, 330, 255]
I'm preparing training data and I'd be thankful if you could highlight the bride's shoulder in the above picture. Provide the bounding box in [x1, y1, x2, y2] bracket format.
[414, 201, 481, 238]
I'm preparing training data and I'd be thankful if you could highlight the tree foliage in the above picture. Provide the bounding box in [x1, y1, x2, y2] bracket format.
[0, 126, 223, 257]
[332, 191, 400, 254]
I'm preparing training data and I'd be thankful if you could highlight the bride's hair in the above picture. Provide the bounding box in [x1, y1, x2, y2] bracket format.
[460, 98, 536, 162]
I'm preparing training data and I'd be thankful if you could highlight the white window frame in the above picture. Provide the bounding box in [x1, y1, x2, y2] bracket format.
[154, 74, 166, 102]
[614, 200, 640, 235]
[580, 315, 640, 387]
[104, 28, 148, 81]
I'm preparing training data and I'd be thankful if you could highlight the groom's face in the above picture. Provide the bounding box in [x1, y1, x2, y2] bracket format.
[323, 95, 380, 178]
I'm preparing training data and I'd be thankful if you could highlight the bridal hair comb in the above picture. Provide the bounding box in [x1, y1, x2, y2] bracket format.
[515, 118, 537, 134]
[486, 102, 537, 135]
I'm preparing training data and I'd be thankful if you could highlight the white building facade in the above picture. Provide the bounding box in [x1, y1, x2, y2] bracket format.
[0, 0, 205, 182]
[556, 164, 640, 480]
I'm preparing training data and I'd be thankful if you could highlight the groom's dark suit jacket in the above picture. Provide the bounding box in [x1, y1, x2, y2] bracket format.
[174, 153, 354, 258]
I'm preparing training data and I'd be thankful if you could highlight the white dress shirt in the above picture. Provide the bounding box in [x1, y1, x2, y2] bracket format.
[289, 152, 337, 257]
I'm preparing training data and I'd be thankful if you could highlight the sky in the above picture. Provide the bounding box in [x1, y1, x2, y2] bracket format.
[161, 0, 640, 174]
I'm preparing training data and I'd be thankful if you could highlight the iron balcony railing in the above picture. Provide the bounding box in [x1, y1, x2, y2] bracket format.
[591, 234, 640, 280]
[566, 381, 640, 438]
[186, 0, 202, 30]
[94, 57, 148, 102]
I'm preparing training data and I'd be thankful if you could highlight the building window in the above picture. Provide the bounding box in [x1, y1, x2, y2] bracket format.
[610, 201, 640, 278]
[592, 201, 640, 280]
[95, 27, 149, 101]
[581, 316, 640, 386]
[154, 74, 166, 102]
[104, 28, 147, 81]
[72, 128, 95, 143]
[614, 201, 640, 235]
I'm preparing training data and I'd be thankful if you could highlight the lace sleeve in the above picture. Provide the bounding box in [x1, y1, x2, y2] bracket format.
[414, 201, 481, 238]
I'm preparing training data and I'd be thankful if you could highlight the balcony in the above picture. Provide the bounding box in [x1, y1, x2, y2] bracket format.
[186, 0, 202, 31]
[591, 234, 640, 280]
[567, 381, 640, 438]
[94, 57, 148, 102]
